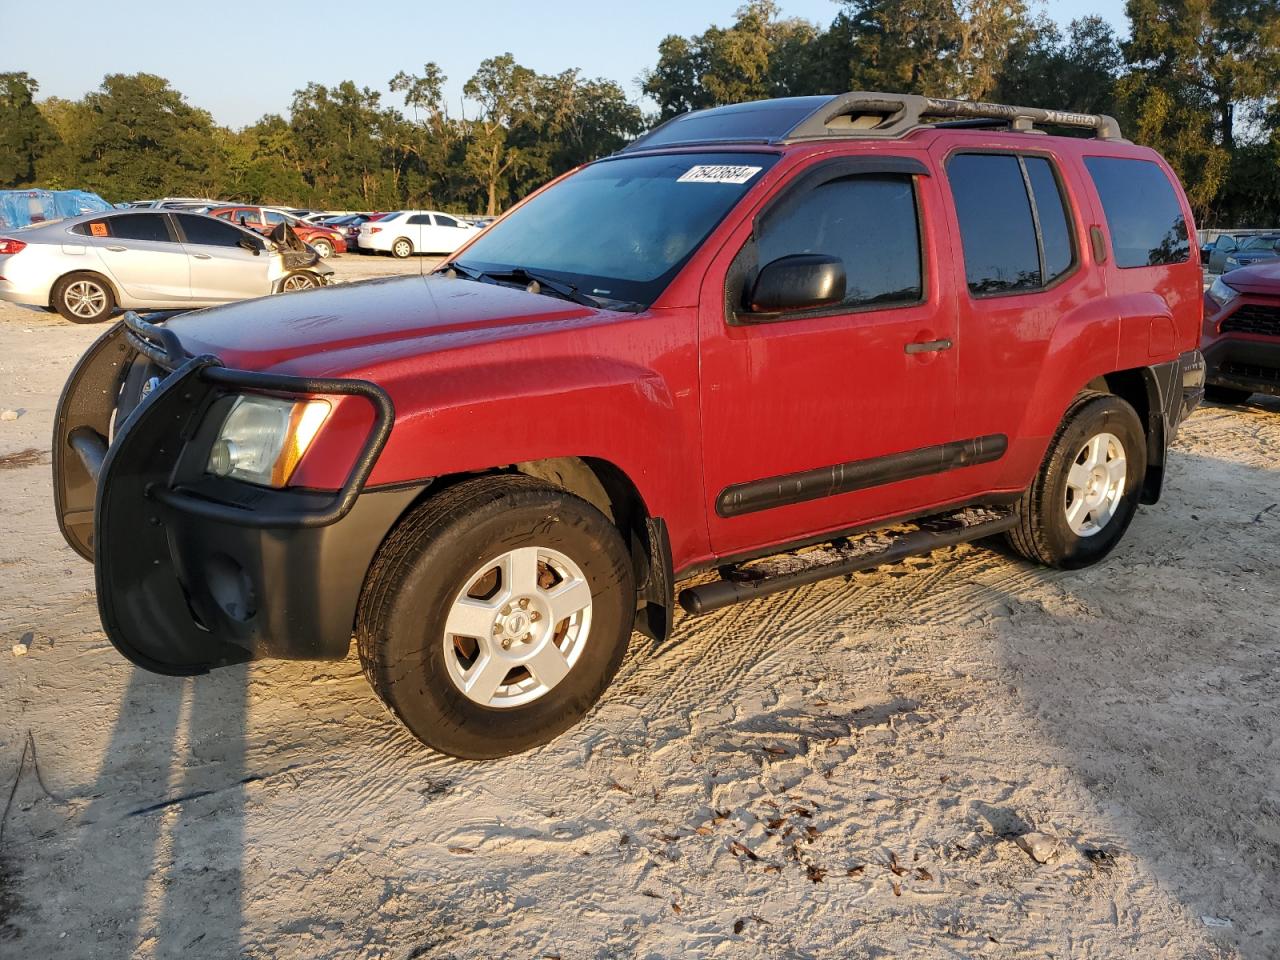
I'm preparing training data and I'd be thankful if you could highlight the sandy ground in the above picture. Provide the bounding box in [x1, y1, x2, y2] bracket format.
[1, 255, 1278, 960]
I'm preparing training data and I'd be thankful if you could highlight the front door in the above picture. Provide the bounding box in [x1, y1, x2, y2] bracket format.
[174, 213, 272, 302]
[699, 158, 960, 557]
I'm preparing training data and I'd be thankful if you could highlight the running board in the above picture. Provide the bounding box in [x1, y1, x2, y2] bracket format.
[678, 506, 1018, 616]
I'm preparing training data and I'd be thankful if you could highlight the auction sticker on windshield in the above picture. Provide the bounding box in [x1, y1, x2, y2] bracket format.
[677, 165, 763, 185]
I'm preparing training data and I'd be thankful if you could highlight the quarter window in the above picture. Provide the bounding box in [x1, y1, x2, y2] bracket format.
[755, 174, 923, 310]
[947, 153, 1076, 296]
[1084, 157, 1189, 268]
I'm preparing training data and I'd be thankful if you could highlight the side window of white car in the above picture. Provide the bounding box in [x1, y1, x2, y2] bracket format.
[435, 215, 459, 228]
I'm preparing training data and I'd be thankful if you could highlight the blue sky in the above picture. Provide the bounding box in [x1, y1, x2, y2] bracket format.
[4, 0, 1129, 128]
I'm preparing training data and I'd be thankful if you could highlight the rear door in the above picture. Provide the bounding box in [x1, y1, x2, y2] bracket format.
[174, 213, 272, 302]
[930, 147, 1103, 499]
[78, 212, 191, 302]
[406, 213, 433, 250]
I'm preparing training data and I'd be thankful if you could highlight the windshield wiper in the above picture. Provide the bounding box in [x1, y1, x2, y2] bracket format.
[441, 262, 639, 311]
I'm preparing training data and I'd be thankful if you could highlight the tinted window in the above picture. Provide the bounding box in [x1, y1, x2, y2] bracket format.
[1084, 157, 1189, 268]
[1024, 157, 1074, 282]
[1241, 235, 1280, 251]
[107, 214, 172, 243]
[177, 214, 251, 247]
[756, 174, 922, 309]
[406, 214, 431, 225]
[948, 154, 1041, 294]
[263, 210, 287, 225]
[435, 214, 459, 228]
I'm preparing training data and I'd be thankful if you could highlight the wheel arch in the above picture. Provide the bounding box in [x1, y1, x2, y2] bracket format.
[1087, 364, 1175, 504]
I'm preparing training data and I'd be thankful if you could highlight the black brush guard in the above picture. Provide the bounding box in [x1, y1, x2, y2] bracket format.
[52, 312, 403, 674]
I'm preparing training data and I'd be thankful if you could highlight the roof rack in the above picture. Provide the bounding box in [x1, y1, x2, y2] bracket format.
[621, 91, 1124, 154]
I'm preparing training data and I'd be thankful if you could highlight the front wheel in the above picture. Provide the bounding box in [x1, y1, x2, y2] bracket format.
[280, 272, 320, 292]
[391, 238, 413, 259]
[357, 475, 635, 759]
[1007, 391, 1147, 569]
[311, 238, 334, 258]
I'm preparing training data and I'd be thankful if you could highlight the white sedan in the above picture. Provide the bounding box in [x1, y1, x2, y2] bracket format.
[0, 210, 330, 323]
[358, 210, 478, 258]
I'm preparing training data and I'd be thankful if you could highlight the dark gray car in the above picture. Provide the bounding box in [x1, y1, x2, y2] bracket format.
[1224, 234, 1280, 273]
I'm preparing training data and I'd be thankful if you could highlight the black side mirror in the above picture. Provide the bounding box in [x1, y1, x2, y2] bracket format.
[238, 237, 261, 256]
[747, 254, 846, 316]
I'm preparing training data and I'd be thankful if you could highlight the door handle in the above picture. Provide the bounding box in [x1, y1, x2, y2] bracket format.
[105, 245, 127, 252]
[192, 253, 212, 260]
[904, 338, 953, 354]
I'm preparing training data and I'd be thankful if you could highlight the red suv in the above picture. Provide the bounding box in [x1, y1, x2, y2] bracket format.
[55, 93, 1204, 758]
[1202, 262, 1280, 403]
[208, 206, 347, 258]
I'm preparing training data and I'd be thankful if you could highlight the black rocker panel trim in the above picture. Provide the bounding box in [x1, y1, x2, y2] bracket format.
[716, 434, 1008, 518]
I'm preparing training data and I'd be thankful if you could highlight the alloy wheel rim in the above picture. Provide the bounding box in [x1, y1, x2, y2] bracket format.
[283, 274, 315, 291]
[65, 280, 106, 318]
[1064, 431, 1126, 537]
[442, 546, 593, 709]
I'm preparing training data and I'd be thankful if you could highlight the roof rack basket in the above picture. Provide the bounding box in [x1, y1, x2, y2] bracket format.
[783, 91, 1123, 142]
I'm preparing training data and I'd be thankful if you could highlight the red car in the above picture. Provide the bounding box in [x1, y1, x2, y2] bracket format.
[1202, 261, 1280, 403]
[208, 206, 347, 258]
[55, 92, 1204, 758]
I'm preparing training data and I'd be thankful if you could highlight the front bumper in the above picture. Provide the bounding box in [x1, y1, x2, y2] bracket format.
[1203, 335, 1280, 398]
[53, 313, 414, 674]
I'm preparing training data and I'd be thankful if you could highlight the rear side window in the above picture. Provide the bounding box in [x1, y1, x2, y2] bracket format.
[176, 214, 250, 247]
[1084, 157, 1189, 268]
[406, 214, 431, 225]
[756, 175, 923, 310]
[947, 154, 1076, 296]
[73, 214, 170, 243]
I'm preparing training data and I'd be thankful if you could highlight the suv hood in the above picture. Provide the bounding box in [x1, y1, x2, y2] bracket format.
[1222, 260, 1280, 296]
[166, 274, 601, 374]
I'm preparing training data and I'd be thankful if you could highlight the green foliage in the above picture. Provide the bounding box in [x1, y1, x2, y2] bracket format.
[10, 2, 1280, 226]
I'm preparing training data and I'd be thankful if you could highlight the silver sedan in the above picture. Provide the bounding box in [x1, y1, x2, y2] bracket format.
[0, 209, 330, 323]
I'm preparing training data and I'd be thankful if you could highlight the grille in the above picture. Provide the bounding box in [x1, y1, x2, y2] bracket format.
[1222, 303, 1280, 337]
[1222, 361, 1280, 384]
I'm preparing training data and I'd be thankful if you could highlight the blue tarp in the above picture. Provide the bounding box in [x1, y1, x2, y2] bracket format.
[0, 189, 113, 230]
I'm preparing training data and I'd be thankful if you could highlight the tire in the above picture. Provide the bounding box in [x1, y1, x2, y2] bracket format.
[311, 238, 334, 259]
[357, 475, 635, 759]
[1204, 384, 1252, 404]
[280, 272, 319, 292]
[51, 272, 116, 324]
[1006, 391, 1147, 570]
[391, 237, 413, 259]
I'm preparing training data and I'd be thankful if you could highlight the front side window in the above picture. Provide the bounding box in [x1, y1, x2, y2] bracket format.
[947, 153, 1076, 296]
[455, 151, 780, 308]
[435, 214, 460, 228]
[1084, 157, 1189, 268]
[755, 174, 923, 310]
[176, 214, 251, 248]
[263, 210, 287, 225]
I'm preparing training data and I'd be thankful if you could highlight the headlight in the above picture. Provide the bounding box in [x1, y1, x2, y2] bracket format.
[1207, 277, 1239, 310]
[206, 395, 331, 487]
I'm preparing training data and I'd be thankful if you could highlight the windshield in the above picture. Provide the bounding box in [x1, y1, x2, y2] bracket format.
[1241, 235, 1280, 251]
[453, 152, 779, 308]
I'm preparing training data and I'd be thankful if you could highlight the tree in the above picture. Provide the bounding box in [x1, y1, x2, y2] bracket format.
[995, 16, 1123, 116]
[462, 54, 538, 215]
[0, 72, 57, 187]
[835, 0, 966, 96]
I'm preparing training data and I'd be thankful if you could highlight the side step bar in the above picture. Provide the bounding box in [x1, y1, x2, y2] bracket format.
[678, 506, 1018, 616]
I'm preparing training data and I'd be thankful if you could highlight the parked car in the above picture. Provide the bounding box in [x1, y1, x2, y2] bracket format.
[1202, 260, 1280, 403]
[209, 206, 347, 258]
[54, 92, 1204, 758]
[315, 213, 373, 248]
[1201, 233, 1242, 274]
[0, 210, 332, 322]
[1224, 234, 1280, 273]
[358, 210, 477, 257]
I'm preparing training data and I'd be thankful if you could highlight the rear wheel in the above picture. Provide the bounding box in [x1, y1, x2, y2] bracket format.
[1204, 384, 1252, 404]
[357, 475, 635, 759]
[52, 272, 115, 324]
[391, 237, 413, 259]
[1007, 391, 1147, 569]
[311, 237, 334, 258]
